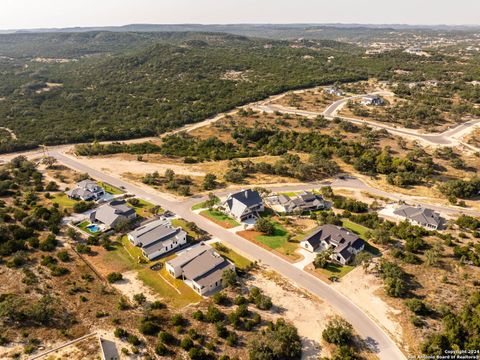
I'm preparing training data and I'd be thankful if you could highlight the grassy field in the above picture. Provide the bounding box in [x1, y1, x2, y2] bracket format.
[129, 198, 161, 218]
[200, 209, 240, 229]
[51, 193, 77, 209]
[171, 218, 203, 240]
[98, 181, 124, 195]
[238, 221, 300, 261]
[213, 242, 253, 270]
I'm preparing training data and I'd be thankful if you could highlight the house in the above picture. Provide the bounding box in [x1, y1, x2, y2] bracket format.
[324, 87, 344, 96]
[98, 337, 119, 360]
[66, 180, 105, 201]
[266, 191, 327, 214]
[128, 219, 187, 260]
[89, 199, 136, 230]
[300, 224, 365, 265]
[222, 189, 264, 221]
[166, 243, 235, 295]
[393, 205, 443, 230]
[361, 95, 384, 106]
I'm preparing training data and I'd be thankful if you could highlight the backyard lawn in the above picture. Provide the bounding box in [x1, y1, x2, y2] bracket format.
[51, 193, 77, 209]
[95, 236, 200, 308]
[213, 242, 253, 270]
[200, 209, 240, 229]
[129, 198, 161, 218]
[98, 181, 124, 195]
[342, 219, 381, 256]
[238, 221, 300, 261]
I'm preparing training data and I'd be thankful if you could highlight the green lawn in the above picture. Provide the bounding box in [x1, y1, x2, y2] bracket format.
[200, 209, 240, 229]
[254, 222, 300, 260]
[213, 243, 253, 270]
[129, 198, 161, 218]
[279, 191, 299, 197]
[98, 181, 124, 195]
[317, 263, 355, 279]
[342, 219, 381, 256]
[171, 218, 203, 239]
[51, 193, 77, 209]
[103, 236, 200, 308]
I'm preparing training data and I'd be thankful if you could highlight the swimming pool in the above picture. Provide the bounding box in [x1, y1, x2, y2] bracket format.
[86, 224, 100, 233]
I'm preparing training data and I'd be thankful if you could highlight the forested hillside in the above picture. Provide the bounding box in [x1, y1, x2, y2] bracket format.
[0, 32, 365, 152]
[0, 31, 479, 153]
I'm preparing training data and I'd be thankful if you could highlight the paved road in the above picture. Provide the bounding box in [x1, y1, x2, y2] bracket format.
[51, 151, 406, 360]
[255, 92, 480, 149]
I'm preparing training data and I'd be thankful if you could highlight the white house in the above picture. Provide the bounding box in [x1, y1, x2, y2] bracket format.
[166, 243, 235, 296]
[300, 224, 365, 265]
[393, 205, 443, 230]
[66, 180, 105, 201]
[128, 219, 187, 260]
[361, 95, 384, 106]
[222, 189, 264, 221]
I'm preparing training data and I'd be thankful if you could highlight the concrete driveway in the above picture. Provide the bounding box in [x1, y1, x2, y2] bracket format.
[293, 248, 316, 270]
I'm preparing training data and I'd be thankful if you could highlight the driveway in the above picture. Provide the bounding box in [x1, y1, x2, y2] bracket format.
[293, 248, 316, 270]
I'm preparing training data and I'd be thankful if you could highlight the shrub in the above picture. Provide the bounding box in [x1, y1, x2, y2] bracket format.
[171, 314, 186, 326]
[57, 250, 70, 262]
[126, 334, 141, 346]
[155, 342, 169, 356]
[192, 310, 204, 321]
[107, 272, 123, 283]
[406, 298, 429, 316]
[213, 292, 229, 305]
[158, 331, 175, 345]
[180, 336, 194, 351]
[215, 322, 229, 338]
[322, 317, 353, 346]
[114, 328, 128, 339]
[139, 321, 160, 336]
[205, 305, 224, 323]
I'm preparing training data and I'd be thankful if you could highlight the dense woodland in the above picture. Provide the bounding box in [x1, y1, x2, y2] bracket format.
[1, 31, 480, 152]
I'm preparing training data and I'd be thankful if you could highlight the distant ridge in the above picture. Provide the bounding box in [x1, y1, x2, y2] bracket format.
[9, 23, 480, 34]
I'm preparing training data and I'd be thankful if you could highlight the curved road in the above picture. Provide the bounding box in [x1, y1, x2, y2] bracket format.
[255, 92, 480, 150]
[51, 151, 406, 360]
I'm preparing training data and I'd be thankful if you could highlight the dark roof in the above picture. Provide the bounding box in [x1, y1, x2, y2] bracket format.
[302, 224, 361, 251]
[227, 189, 262, 208]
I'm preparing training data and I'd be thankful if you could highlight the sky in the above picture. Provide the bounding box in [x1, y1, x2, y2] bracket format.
[2, 0, 480, 30]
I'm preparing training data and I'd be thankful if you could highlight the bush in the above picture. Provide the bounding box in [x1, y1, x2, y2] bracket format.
[75, 243, 91, 254]
[57, 250, 70, 262]
[180, 336, 194, 351]
[171, 313, 186, 326]
[107, 272, 123, 283]
[158, 331, 175, 345]
[254, 218, 276, 235]
[322, 317, 354, 346]
[114, 328, 128, 339]
[139, 321, 160, 336]
[126, 334, 141, 346]
[205, 305, 224, 323]
[155, 342, 169, 356]
[226, 332, 238, 347]
[406, 298, 429, 316]
[192, 310, 204, 321]
[213, 292, 229, 305]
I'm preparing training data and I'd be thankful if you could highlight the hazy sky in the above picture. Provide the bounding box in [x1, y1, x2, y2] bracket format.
[2, 0, 480, 29]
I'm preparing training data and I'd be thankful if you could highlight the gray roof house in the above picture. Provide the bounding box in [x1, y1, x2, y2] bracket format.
[361, 95, 384, 106]
[393, 205, 443, 230]
[66, 180, 105, 201]
[128, 219, 187, 260]
[324, 87, 344, 96]
[300, 224, 365, 265]
[223, 189, 264, 221]
[89, 199, 136, 230]
[166, 243, 235, 296]
[285, 192, 327, 213]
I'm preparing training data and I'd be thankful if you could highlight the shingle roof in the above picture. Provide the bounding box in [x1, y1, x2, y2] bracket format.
[393, 205, 441, 227]
[141, 228, 186, 257]
[302, 224, 361, 253]
[93, 200, 135, 227]
[225, 189, 262, 219]
[182, 251, 225, 281]
[129, 219, 175, 246]
[167, 243, 211, 269]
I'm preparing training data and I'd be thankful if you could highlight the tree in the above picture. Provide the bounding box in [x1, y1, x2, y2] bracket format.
[164, 169, 175, 182]
[255, 218, 275, 235]
[42, 156, 57, 169]
[222, 269, 237, 288]
[248, 318, 301, 360]
[322, 317, 354, 346]
[313, 248, 333, 269]
[203, 173, 217, 190]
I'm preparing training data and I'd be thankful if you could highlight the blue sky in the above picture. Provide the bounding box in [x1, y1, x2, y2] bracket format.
[2, 0, 480, 29]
